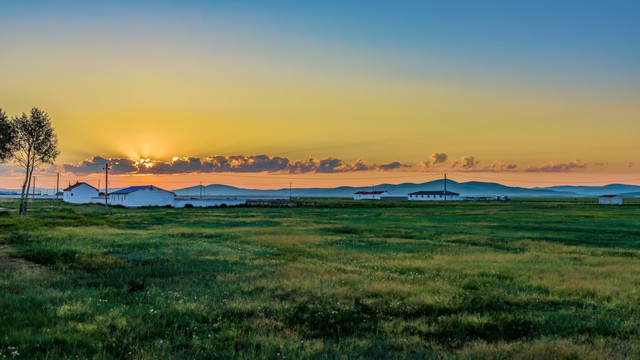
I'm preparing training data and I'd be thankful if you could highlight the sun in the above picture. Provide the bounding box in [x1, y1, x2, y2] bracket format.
[135, 158, 154, 169]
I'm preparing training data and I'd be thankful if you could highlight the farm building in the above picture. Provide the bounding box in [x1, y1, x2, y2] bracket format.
[63, 182, 99, 204]
[408, 191, 461, 201]
[599, 195, 622, 205]
[354, 191, 389, 200]
[107, 185, 175, 207]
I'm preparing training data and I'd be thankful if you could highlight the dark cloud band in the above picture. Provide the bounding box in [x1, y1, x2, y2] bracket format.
[62, 154, 594, 175]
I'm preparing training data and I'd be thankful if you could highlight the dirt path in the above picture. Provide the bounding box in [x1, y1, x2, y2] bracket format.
[0, 244, 44, 272]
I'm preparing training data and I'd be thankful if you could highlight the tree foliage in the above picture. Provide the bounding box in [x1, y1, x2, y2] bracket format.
[11, 108, 60, 217]
[0, 108, 15, 162]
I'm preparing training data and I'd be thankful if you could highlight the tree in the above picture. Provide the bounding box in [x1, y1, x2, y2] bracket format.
[12, 108, 60, 217]
[0, 108, 15, 162]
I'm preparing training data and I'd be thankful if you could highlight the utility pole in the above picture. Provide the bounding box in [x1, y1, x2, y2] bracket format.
[32, 176, 36, 199]
[98, 180, 100, 193]
[444, 173, 447, 210]
[56, 173, 59, 200]
[200, 181, 203, 199]
[104, 164, 110, 211]
[289, 182, 292, 200]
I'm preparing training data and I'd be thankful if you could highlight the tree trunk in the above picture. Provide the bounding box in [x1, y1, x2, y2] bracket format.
[19, 167, 29, 217]
[18, 146, 32, 218]
[19, 165, 34, 218]
[24, 167, 34, 216]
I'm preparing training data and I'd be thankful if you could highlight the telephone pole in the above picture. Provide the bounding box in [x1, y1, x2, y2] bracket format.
[32, 176, 36, 199]
[104, 164, 110, 211]
[444, 173, 447, 210]
[200, 181, 203, 199]
[289, 182, 292, 200]
[56, 173, 59, 200]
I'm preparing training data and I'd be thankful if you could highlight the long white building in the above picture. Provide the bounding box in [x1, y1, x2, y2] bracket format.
[599, 195, 622, 205]
[354, 191, 389, 200]
[408, 191, 461, 201]
[107, 185, 176, 207]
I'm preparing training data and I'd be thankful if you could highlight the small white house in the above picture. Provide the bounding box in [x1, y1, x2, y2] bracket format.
[408, 191, 461, 201]
[63, 182, 99, 204]
[108, 185, 175, 207]
[354, 191, 389, 200]
[599, 195, 622, 205]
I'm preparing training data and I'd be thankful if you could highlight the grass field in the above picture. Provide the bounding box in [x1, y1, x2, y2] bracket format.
[1, 198, 640, 359]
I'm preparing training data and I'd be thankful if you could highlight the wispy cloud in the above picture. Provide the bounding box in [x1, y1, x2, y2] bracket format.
[523, 160, 587, 172]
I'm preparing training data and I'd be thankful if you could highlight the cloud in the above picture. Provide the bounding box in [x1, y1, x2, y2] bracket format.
[378, 161, 409, 171]
[461, 156, 478, 168]
[61, 154, 596, 176]
[419, 153, 448, 169]
[63, 156, 136, 174]
[316, 157, 344, 173]
[135, 155, 291, 174]
[524, 160, 587, 172]
[287, 156, 317, 173]
[430, 153, 448, 164]
[628, 162, 634, 168]
[62, 154, 411, 175]
[487, 160, 517, 171]
[450, 156, 478, 169]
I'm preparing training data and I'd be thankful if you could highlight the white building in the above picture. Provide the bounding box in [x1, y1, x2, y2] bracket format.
[354, 191, 389, 200]
[63, 182, 99, 204]
[107, 185, 175, 207]
[599, 195, 622, 205]
[408, 191, 461, 201]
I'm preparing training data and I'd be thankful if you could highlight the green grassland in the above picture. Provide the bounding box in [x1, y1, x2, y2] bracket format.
[1, 198, 640, 359]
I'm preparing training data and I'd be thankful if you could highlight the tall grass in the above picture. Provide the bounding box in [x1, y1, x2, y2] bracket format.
[0, 198, 639, 358]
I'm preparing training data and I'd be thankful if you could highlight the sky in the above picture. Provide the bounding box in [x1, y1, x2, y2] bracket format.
[1, 0, 639, 190]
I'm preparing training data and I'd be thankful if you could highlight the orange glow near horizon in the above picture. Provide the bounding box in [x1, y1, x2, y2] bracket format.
[4, 170, 639, 192]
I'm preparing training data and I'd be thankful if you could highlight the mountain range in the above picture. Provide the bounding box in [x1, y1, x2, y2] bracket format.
[2, 181, 639, 198]
[173, 180, 640, 198]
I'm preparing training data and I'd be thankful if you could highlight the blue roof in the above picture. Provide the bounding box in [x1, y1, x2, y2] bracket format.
[111, 185, 174, 195]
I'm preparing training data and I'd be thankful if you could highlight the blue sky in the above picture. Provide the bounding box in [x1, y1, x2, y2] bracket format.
[1, 0, 639, 188]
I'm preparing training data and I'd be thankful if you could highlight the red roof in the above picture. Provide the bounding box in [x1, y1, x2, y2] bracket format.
[599, 195, 619, 198]
[64, 182, 98, 192]
[355, 191, 387, 195]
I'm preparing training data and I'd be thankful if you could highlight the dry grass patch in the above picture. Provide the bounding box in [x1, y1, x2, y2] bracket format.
[458, 339, 616, 360]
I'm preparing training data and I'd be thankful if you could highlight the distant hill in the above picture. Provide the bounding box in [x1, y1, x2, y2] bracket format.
[534, 184, 640, 197]
[173, 179, 621, 198]
[618, 191, 640, 198]
[3, 181, 638, 198]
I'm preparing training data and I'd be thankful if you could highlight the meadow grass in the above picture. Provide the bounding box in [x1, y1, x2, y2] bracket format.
[1, 198, 639, 359]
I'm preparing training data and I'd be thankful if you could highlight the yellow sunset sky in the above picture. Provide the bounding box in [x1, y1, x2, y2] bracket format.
[1, 1, 639, 189]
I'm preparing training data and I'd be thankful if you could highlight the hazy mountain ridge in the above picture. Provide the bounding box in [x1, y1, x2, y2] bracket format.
[3, 181, 639, 198]
[173, 180, 640, 198]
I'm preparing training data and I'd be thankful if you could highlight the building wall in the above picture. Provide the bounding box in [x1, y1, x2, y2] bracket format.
[63, 185, 98, 204]
[599, 197, 622, 205]
[107, 189, 175, 207]
[127, 189, 174, 207]
[354, 193, 388, 200]
[408, 194, 461, 201]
